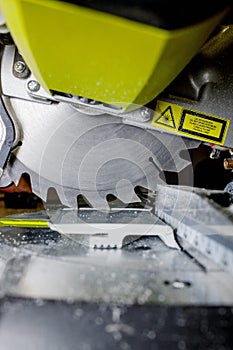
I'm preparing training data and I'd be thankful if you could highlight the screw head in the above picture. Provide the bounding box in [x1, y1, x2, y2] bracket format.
[14, 61, 26, 74]
[27, 80, 40, 92]
[140, 108, 152, 122]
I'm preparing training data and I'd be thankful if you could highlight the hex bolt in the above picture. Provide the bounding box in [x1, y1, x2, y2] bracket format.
[14, 61, 26, 74]
[223, 158, 233, 170]
[27, 80, 40, 92]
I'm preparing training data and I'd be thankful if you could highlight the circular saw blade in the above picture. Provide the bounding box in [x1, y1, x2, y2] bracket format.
[3, 97, 194, 209]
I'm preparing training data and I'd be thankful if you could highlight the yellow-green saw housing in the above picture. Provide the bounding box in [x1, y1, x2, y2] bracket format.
[0, 0, 227, 110]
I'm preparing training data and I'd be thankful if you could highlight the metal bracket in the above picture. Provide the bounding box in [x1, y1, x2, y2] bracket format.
[48, 207, 179, 249]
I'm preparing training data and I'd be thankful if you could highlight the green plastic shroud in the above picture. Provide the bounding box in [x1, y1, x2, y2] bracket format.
[0, 0, 226, 110]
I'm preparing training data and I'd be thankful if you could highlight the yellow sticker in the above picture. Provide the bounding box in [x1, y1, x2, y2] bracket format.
[0, 218, 49, 228]
[152, 100, 230, 145]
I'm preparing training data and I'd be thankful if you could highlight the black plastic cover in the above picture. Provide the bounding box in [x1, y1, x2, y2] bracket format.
[59, 0, 232, 29]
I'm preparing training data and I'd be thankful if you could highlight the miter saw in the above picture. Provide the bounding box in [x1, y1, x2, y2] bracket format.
[0, 3, 233, 349]
[0, 0, 232, 213]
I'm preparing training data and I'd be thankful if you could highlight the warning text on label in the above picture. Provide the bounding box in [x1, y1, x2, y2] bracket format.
[151, 100, 230, 146]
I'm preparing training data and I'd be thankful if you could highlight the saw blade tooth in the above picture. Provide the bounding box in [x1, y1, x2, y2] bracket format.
[172, 157, 191, 172]
[113, 179, 140, 203]
[137, 170, 165, 192]
[38, 186, 49, 202]
[61, 195, 78, 209]
[125, 191, 141, 204]
[183, 139, 201, 149]
[137, 179, 156, 192]
[7, 157, 48, 199]
[33, 187, 48, 202]
[116, 188, 141, 204]
[148, 132, 192, 172]
[82, 192, 110, 211]
[12, 176, 20, 186]
[7, 166, 21, 186]
[50, 188, 67, 207]
[29, 175, 49, 201]
[52, 187, 78, 209]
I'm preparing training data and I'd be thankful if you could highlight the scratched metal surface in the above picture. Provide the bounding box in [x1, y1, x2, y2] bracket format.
[0, 225, 233, 306]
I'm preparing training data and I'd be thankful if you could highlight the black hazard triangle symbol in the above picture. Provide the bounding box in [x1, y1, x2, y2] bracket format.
[155, 106, 176, 129]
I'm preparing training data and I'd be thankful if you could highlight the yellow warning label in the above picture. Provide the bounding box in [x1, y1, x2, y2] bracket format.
[152, 100, 230, 145]
[155, 106, 176, 129]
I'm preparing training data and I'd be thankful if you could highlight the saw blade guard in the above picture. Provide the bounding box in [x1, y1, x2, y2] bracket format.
[0, 0, 229, 111]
